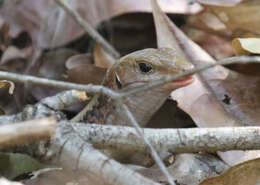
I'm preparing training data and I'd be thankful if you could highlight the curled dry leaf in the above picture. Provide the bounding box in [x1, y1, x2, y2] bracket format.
[0, 80, 14, 94]
[152, 0, 260, 165]
[200, 158, 260, 185]
[230, 38, 260, 75]
[232, 38, 260, 56]
[93, 43, 116, 68]
[66, 53, 106, 85]
[65, 53, 92, 70]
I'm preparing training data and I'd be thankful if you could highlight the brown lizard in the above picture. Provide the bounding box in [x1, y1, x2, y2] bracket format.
[72, 48, 194, 127]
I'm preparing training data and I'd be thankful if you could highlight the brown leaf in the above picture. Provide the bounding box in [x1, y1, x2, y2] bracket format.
[66, 53, 107, 85]
[138, 153, 228, 185]
[200, 158, 260, 185]
[65, 53, 92, 70]
[93, 43, 115, 68]
[67, 64, 106, 85]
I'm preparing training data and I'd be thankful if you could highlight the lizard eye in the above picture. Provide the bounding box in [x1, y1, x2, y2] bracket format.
[138, 62, 153, 73]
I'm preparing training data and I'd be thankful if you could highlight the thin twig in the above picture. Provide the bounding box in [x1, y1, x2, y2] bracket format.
[0, 56, 260, 101]
[0, 70, 120, 99]
[119, 101, 176, 185]
[54, 0, 120, 58]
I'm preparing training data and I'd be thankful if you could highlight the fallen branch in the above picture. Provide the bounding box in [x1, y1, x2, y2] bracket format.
[50, 121, 161, 185]
[65, 123, 260, 153]
[0, 90, 87, 123]
[0, 117, 56, 149]
[54, 0, 120, 58]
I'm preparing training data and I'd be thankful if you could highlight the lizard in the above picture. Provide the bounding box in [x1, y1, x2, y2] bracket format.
[72, 47, 194, 127]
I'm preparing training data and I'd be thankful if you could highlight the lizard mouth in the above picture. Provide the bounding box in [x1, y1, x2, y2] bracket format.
[160, 75, 194, 90]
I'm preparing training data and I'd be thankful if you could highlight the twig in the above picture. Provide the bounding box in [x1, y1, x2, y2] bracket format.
[61, 122, 260, 153]
[0, 56, 260, 101]
[0, 70, 120, 99]
[54, 0, 120, 58]
[0, 117, 56, 149]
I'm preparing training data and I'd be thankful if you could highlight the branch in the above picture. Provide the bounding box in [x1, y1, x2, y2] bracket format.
[0, 117, 56, 149]
[64, 123, 260, 153]
[51, 121, 161, 185]
[0, 90, 87, 123]
[54, 0, 120, 58]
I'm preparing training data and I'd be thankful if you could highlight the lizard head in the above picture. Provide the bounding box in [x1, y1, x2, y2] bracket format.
[105, 47, 194, 92]
[103, 48, 194, 126]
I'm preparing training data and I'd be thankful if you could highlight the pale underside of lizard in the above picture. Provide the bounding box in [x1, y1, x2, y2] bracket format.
[74, 48, 194, 127]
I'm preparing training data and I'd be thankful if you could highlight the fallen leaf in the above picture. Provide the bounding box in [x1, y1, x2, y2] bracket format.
[93, 43, 115, 68]
[67, 64, 106, 85]
[202, 0, 260, 37]
[0, 80, 14, 94]
[65, 53, 92, 70]
[200, 158, 260, 185]
[232, 38, 260, 55]
[152, 0, 260, 165]
[138, 153, 228, 185]
[0, 0, 202, 48]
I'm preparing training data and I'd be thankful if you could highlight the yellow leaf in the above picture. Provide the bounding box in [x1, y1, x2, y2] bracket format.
[0, 80, 15, 94]
[232, 38, 260, 56]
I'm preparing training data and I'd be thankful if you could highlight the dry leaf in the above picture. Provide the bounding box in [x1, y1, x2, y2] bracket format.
[232, 38, 260, 56]
[65, 53, 92, 70]
[0, 0, 202, 48]
[0, 80, 14, 94]
[152, 0, 260, 165]
[198, 0, 242, 6]
[202, 0, 260, 37]
[138, 153, 228, 185]
[67, 64, 106, 85]
[200, 158, 260, 185]
[229, 38, 260, 75]
[93, 43, 115, 68]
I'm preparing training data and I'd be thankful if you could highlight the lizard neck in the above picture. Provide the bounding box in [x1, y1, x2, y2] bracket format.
[83, 89, 170, 127]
